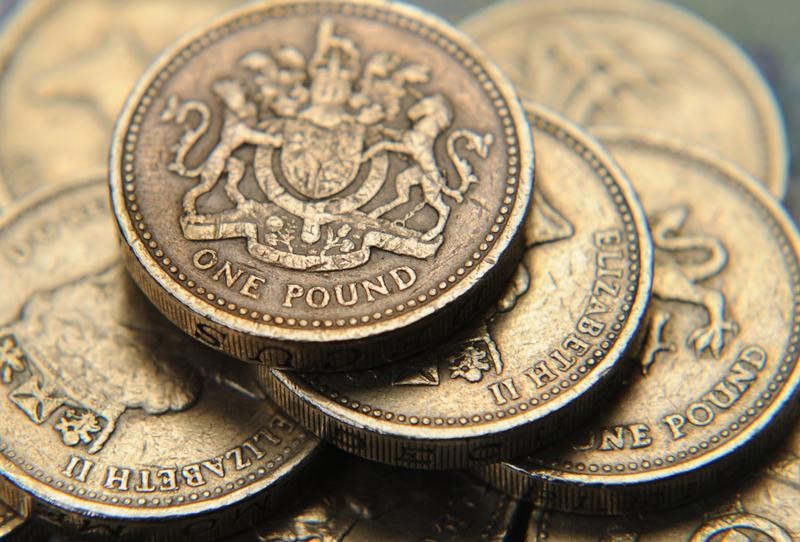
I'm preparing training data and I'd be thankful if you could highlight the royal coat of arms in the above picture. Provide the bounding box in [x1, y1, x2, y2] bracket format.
[162, 19, 494, 271]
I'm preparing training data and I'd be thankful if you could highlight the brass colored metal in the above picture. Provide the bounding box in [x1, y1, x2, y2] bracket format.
[0, 181, 320, 540]
[110, 0, 533, 371]
[261, 104, 652, 469]
[461, 0, 790, 198]
[523, 418, 800, 541]
[0, 0, 245, 206]
[0, 500, 26, 540]
[481, 131, 800, 514]
[228, 452, 520, 542]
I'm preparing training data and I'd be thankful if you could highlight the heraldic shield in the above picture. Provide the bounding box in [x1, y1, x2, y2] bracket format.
[281, 119, 366, 200]
[163, 19, 494, 272]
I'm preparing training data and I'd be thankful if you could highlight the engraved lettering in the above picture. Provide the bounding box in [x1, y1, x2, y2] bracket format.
[335, 284, 358, 306]
[563, 334, 589, 357]
[573, 424, 654, 451]
[663, 414, 687, 440]
[104, 467, 132, 491]
[135, 470, 157, 493]
[549, 349, 575, 371]
[225, 447, 252, 471]
[524, 361, 557, 389]
[599, 427, 625, 451]
[193, 248, 218, 270]
[577, 315, 605, 337]
[158, 469, 179, 492]
[389, 266, 417, 291]
[182, 464, 206, 487]
[362, 275, 390, 302]
[239, 274, 266, 300]
[487, 378, 520, 406]
[630, 423, 653, 449]
[201, 458, 225, 479]
[595, 230, 623, 247]
[63, 456, 94, 483]
[194, 322, 226, 349]
[686, 402, 715, 426]
[283, 285, 305, 308]
[593, 278, 620, 299]
[704, 380, 741, 409]
[212, 261, 244, 288]
[306, 287, 331, 308]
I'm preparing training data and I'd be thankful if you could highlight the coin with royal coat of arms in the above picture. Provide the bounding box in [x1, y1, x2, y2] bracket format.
[479, 131, 800, 514]
[0, 181, 320, 540]
[110, 0, 533, 371]
[261, 104, 652, 469]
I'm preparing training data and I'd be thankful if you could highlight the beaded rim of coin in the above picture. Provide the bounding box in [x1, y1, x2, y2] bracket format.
[110, 0, 533, 370]
[0, 181, 321, 527]
[478, 130, 800, 513]
[262, 103, 652, 469]
[460, 0, 790, 199]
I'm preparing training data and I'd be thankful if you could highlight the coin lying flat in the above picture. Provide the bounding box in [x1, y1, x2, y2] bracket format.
[226, 451, 520, 542]
[110, 0, 533, 371]
[262, 104, 651, 469]
[523, 417, 800, 541]
[481, 131, 800, 514]
[0, 0, 245, 206]
[460, 0, 790, 198]
[0, 181, 319, 540]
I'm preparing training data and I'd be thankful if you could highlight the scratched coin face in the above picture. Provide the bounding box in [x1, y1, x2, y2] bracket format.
[522, 418, 800, 541]
[227, 452, 518, 542]
[0, 182, 319, 540]
[261, 104, 651, 469]
[110, 0, 533, 371]
[0, 0, 245, 206]
[481, 131, 800, 514]
[461, 0, 790, 198]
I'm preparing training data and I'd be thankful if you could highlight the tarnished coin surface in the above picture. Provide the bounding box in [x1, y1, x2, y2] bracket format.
[262, 104, 651, 469]
[481, 131, 800, 514]
[227, 451, 520, 542]
[461, 0, 790, 198]
[0, 0, 246, 206]
[0, 181, 319, 540]
[110, 0, 533, 371]
[523, 418, 800, 541]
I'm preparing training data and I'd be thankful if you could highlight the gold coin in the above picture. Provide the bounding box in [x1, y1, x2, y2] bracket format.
[110, 0, 533, 371]
[0, 500, 26, 540]
[523, 417, 800, 541]
[228, 452, 519, 541]
[261, 103, 652, 469]
[0, 0, 245, 206]
[461, 0, 790, 198]
[0, 181, 319, 540]
[480, 131, 800, 514]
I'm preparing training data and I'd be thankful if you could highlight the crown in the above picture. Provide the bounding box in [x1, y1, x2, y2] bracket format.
[308, 19, 361, 108]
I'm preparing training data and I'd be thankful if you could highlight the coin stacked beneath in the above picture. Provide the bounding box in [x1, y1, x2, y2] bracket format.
[0, 0, 796, 541]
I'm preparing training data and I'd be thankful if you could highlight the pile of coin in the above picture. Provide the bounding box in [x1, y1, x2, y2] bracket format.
[0, 0, 796, 540]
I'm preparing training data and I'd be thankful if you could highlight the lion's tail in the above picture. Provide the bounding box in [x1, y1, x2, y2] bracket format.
[446, 130, 494, 199]
[653, 206, 728, 282]
[161, 95, 211, 179]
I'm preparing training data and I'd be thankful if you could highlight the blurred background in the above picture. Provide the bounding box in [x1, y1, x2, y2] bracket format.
[0, 0, 795, 213]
